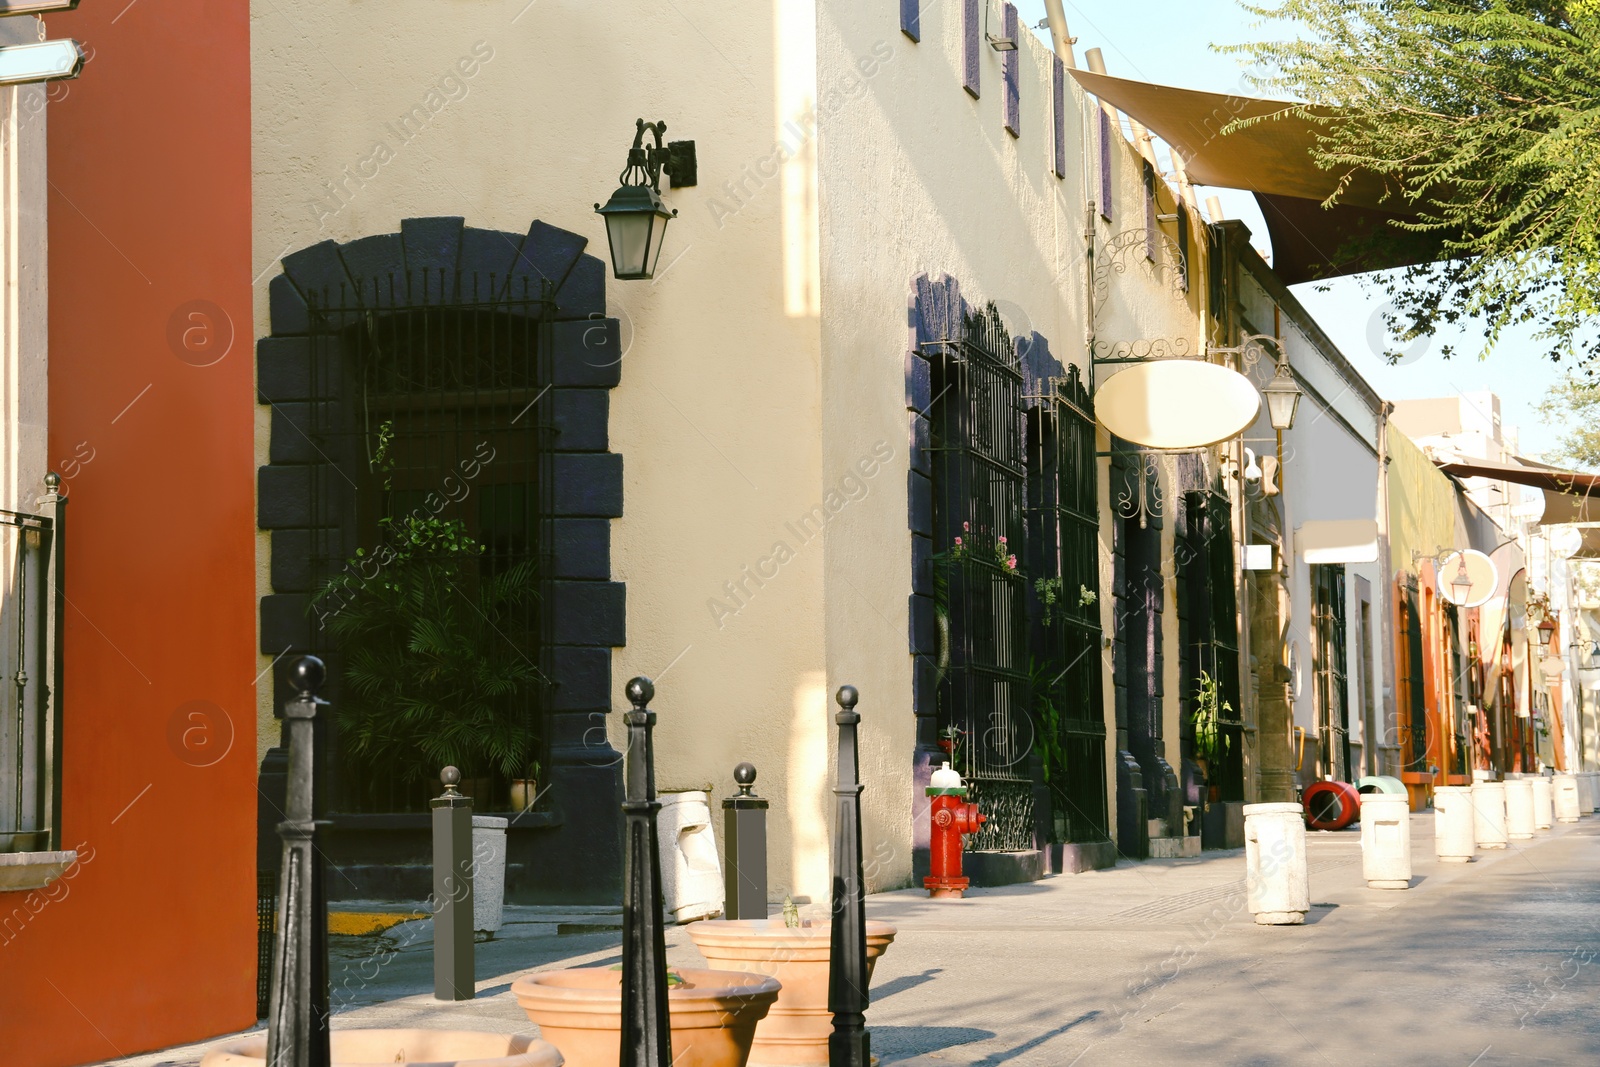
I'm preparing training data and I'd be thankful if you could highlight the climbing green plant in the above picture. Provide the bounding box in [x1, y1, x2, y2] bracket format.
[1192, 670, 1233, 763]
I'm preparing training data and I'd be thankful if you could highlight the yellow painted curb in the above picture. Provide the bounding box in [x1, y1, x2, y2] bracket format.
[327, 911, 429, 937]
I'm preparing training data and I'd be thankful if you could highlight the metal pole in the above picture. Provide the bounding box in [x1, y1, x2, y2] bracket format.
[266, 656, 331, 1067]
[722, 762, 768, 920]
[432, 766, 474, 1000]
[828, 684, 869, 1067]
[37, 472, 64, 851]
[621, 676, 672, 1067]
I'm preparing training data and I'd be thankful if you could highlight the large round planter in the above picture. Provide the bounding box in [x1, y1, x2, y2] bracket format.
[199, 1030, 562, 1066]
[513, 966, 779, 1067]
[686, 919, 899, 1066]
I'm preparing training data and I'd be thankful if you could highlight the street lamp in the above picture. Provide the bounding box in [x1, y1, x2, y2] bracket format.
[1536, 615, 1557, 656]
[1448, 555, 1473, 605]
[1262, 361, 1303, 431]
[594, 119, 696, 281]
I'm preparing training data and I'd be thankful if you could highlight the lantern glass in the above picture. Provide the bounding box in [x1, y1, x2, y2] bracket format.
[596, 184, 675, 280]
[1536, 617, 1556, 655]
[1262, 363, 1302, 431]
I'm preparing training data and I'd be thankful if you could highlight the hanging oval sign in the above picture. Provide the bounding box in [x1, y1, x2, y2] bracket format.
[1095, 359, 1261, 449]
[1437, 549, 1499, 608]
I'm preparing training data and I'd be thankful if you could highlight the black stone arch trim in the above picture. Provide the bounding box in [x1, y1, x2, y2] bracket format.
[255, 216, 626, 904]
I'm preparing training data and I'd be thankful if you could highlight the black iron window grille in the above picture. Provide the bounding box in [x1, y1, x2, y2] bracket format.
[1025, 366, 1110, 844]
[0, 480, 65, 854]
[1311, 563, 1351, 782]
[299, 273, 553, 814]
[925, 303, 1034, 852]
[1183, 490, 1244, 801]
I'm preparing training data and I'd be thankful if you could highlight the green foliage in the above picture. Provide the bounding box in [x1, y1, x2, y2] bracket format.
[1537, 373, 1600, 468]
[1226, 1, 1600, 362]
[1027, 657, 1069, 784]
[1192, 671, 1234, 763]
[312, 514, 543, 793]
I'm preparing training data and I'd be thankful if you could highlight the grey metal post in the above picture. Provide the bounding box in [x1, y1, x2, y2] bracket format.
[621, 676, 672, 1067]
[432, 766, 474, 1000]
[723, 762, 768, 920]
[828, 684, 869, 1067]
[37, 472, 64, 851]
[266, 657, 331, 1067]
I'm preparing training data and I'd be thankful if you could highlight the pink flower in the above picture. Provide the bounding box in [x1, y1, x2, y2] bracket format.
[954, 537, 963, 547]
[962, 521, 970, 532]
[1007, 554, 1017, 569]
[998, 536, 1007, 544]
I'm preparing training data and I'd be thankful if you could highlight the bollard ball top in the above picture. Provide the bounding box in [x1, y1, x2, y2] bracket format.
[441, 766, 461, 788]
[625, 676, 654, 708]
[836, 685, 858, 709]
[289, 655, 326, 696]
[734, 761, 757, 787]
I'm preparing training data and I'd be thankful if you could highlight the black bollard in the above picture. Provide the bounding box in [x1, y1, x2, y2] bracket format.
[620, 677, 672, 1067]
[723, 762, 769, 921]
[266, 656, 331, 1067]
[828, 684, 870, 1067]
[431, 766, 474, 1000]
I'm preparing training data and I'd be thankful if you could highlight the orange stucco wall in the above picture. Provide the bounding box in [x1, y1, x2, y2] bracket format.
[1, 3, 256, 1063]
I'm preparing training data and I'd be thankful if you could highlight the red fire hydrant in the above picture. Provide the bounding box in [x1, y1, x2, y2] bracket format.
[925, 763, 985, 899]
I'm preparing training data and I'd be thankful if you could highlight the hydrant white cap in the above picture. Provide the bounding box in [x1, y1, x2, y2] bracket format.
[930, 763, 963, 790]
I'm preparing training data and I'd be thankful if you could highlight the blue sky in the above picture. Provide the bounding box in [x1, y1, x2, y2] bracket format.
[1012, 0, 1568, 458]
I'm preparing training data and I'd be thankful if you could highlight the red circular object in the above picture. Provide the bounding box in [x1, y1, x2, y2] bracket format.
[1303, 780, 1361, 830]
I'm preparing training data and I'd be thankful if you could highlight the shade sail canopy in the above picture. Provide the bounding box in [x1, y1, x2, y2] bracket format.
[1070, 69, 1447, 283]
[1297, 519, 1379, 564]
[1432, 455, 1600, 526]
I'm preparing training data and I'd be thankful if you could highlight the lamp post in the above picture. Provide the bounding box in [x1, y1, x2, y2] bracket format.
[594, 119, 696, 280]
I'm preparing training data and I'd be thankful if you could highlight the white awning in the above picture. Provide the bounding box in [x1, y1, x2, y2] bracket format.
[1297, 519, 1379, 564]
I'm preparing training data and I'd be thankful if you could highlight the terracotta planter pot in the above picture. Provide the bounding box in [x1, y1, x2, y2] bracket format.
[199, 1029, 562, 1066]
[510, 778, 539, 812]
[513, 966, 779, 1067]
[686, 919, 898, 1067]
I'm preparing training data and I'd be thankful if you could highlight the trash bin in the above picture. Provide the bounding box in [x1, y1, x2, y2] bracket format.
[1432, 786, 1475, 862]
[1359, 792, 1411, 889]
[1504, 779, 1536, 840]
[658, 790, 725, 923]
[1244, 802, 1308, 925]
[1471, 780, 1508, 849]
[472, 815, 508, 935]
[1531, 775, 1553, 830]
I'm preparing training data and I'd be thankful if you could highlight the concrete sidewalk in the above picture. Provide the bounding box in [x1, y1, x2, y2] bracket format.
[99, 816, 1600, 1066]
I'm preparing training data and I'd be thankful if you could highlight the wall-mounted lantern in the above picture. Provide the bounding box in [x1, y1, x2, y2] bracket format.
[1262, 362, 1302, 432]
[594, 119, 696, 281]
[1536, 615, 1557, 656]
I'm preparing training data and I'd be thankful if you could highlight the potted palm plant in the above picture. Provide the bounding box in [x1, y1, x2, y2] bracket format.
[312, 514, 544, 809]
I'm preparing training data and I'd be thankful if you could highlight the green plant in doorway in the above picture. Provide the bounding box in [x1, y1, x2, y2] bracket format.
[1192, 670, 1233, 764]
[312, 514, 543, 801]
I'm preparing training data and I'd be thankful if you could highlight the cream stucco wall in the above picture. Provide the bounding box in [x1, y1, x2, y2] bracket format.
[252, 0, 836, 897]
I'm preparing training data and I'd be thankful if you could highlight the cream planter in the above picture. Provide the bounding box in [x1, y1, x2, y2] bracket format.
[1470, 780, 1508, 849]
[1433, 786, 1476, 862]
[1244, 803, 1308, 925]
[513, 966, 779, 1067]
[1554, 773, 1583, 823]
[1358, 793, 1411, 889]
[686, 918, 898, 1067]
[199, 1030, 562, 1066]
[1531, 776, 1554, 830]
[1503, 779, 1536, 840]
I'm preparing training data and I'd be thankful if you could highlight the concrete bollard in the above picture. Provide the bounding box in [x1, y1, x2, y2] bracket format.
[1433, 786, 1476, 862]
[657, 790, 725, 923]
[1359, 793, 1411, 889]
[1504, 779, 1536, 841]
[472, 815, 507, 934]
[1471, 780, 1508, 849]
[1531, 775, 1554, 830]
[1582, 772, 1600, 815]
[1554, 773, 1582, 823]
[1244, 803, 1309, 925]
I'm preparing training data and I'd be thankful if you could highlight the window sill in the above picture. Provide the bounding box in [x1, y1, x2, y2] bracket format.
[0, 850, 77, 893]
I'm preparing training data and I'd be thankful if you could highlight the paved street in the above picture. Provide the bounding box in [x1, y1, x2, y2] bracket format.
[104, 817, 1600, 1067]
